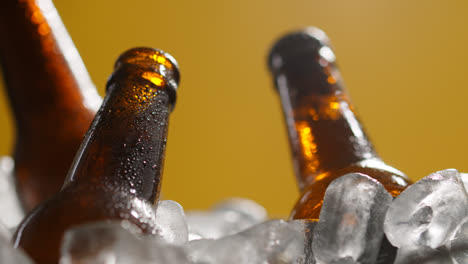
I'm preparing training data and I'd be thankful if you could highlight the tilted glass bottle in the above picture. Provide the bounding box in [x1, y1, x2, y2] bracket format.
[267, 28, 412, 220]
[0, 0, 102, 212]
[13, 47, 179, 264]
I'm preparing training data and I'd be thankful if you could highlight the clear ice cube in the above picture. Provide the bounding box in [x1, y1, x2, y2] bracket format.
[186, 198, 267, 240]
[375, 236, 398, 264]
[0, 156, 25, 228]
[449, 219, 468, 263]
[0, 221, 33, 264]
[185, 219, 314, 264]
[184, 233, 260, 264]
[212, 198, 268, 223]
[312, 173, 393, 264]
[384, 169, 468, 249]
[460, 173, 468, 193]
[154, 200, 188, 245]
[394, 246, 454, 264]
[60, 220, 188, 264]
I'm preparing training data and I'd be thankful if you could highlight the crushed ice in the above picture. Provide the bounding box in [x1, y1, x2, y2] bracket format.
[0, 158, 467, 263]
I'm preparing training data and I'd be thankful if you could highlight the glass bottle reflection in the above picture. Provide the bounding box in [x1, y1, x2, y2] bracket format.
[13, 47, 179, 264]
[0, 0, 102, 212]
[268, 28, 412, 220]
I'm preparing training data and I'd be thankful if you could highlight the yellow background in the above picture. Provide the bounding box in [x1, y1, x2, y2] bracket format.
[1, 0, 468, 217]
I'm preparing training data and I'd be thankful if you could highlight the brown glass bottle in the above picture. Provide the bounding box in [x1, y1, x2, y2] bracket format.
[268, 28, 412, 221]
[12, 47, 179, 264]
[0, 0, 102, 212]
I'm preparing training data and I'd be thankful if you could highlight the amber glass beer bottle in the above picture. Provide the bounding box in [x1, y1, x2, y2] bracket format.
[268, 28, 412, 220]
[0, 0, 102, 212]
[13, 47, 179, 264]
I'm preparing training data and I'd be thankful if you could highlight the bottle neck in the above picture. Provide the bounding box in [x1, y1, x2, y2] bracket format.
[64, 71, 172, 204]
[274, 67, 380, 190]
[0, 0, 101, 134]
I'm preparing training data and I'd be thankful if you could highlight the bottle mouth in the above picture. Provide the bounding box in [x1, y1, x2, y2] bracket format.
[267, 27, 343, 96]
[267, 27, 335, 74]
[110, 47, 180, 109]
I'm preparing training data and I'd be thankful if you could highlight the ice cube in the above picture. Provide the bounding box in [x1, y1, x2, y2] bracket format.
[186, 198, 267, 240]
[185, 219, 314, 264]
[0, 221, 33, 264]
[302, 219, 317, 264]
[312, 173, 393, 264]
[60, 220, 188, 264]
[0, 240, 34, 264]
[239, 219, 315, 264]
[375, 236, 398, 264]
[154, 200, 188, 245]
[0, 156, 25, 228]
[188, 232, 203, 241]
[449, 219, 468, 263]
[212, 198, 268, 223]
[285, 219, 317, 264]
[0, 222, 12, 242]
[185, 210, 236, 240]
[185, 233, 259, 264]
[394, 246, 454, 264]
[460, 173, 468, 192]
[384, 169, 468, 249]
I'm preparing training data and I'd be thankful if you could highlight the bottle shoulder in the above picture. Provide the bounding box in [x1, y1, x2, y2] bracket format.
[13, 184, 158, 263]
[292, 162, 412, 220]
